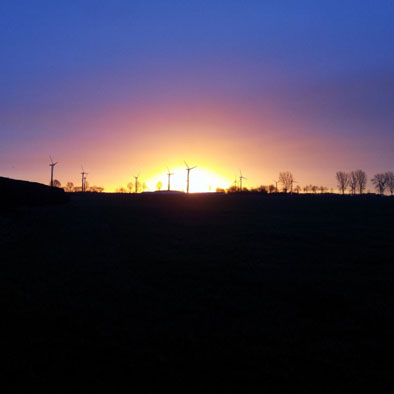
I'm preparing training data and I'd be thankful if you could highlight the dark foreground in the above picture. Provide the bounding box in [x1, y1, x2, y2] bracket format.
[1, 193, 394, 392]
[0, 176, 68, 208]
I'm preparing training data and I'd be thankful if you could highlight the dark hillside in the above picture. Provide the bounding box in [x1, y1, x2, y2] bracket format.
[0, 177, 68, 209]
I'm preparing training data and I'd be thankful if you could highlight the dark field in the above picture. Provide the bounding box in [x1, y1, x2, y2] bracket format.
[1, 193, 394, 392]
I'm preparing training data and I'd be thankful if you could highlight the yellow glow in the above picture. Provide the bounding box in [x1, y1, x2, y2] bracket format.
[145, 166, 232, 193]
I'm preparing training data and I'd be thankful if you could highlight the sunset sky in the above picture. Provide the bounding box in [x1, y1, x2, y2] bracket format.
[1, 1, 393, 192]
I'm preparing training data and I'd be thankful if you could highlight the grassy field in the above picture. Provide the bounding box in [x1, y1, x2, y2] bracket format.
[1, 193, 394, 392]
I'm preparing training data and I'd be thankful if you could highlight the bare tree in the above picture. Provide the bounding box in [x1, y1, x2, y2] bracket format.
[354, 169, 367, 194]
[349, 171, 358, 195]
[279, 171, 294, 193]
[371, 173, 387, 195]
[65, 182, 74, 192]
[385, 172, 394, 195]
[319, 186, 327, 194]
[156, 181, 163, 191]
[294, 185, 301, 194]
[268, 184, 276, 193]
[227, 185, 238, 193]
[53, 179, 61, 188]
[89, 186, 104, 193]
[127, 182, 133, 193]
[336, 171, 349, 194]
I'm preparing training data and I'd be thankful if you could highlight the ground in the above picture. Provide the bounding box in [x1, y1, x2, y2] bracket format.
[1, 193, 394, 392]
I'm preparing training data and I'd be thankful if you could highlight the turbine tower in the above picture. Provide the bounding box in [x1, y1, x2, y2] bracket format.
[134, 174, 139, 193]
[81, 166, 88, 192]
[239, 170, 247, 192]
[49, 156, 58, 187]
[167, 167, 174, 191]
[185, 161, 196, 194]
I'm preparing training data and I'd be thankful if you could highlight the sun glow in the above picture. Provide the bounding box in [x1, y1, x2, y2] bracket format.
[145, 166, 232, 193]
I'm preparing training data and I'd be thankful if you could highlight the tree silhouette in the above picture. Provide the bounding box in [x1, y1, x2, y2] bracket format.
[127, 182, 133, 193]
[53, 179, 61, 188]
[156, 181, 163, 191]
[268, 184, 276, 193]
[65, 182, 74, 192]
[227, 185, 238, 193]
[89, 186, 104, 193]
[336, 171, 350, 194]
[385, 172, 394, 195]
[319, 186, 327, 194]
[371, 173, 387, 195]
[349, 171, 358, 195]
[279, 171, 294, 193]
[354, 169, 367, 194]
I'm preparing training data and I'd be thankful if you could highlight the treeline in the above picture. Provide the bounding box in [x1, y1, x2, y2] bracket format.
[217, 172, 331, 194]
[217, 170, 394, 196]
[51, 170, 394, 195]
[51, 180, 105, 193]
[337, 170, 394, 195]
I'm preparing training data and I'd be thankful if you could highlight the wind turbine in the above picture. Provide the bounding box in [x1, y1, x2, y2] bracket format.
[134, 174, 139, 193]
[167, 167, 174, 191]
[185, 161, 196, 194]
[239, 170, 247, 192]
[49, 156, 58, 187]
[81, 166, 88, 192]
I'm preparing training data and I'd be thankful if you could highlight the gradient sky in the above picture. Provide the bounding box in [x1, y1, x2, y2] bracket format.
[1, 0, 393, 191]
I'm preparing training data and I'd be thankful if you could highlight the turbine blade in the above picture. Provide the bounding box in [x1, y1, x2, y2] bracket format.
[184, 161, 189, 169]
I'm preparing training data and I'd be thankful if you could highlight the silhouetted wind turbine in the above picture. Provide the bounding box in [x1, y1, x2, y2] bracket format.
[49, 156, 58, 187]
[239, 170, 247, 192]
[185, 161, 196, 194]
[167, 167, 174, 191]
[134, 174, 139, 193]
[81, 166, 88, 192]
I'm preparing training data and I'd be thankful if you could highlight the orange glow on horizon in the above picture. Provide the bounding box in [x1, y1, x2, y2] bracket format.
[144, 166, 232, 193]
